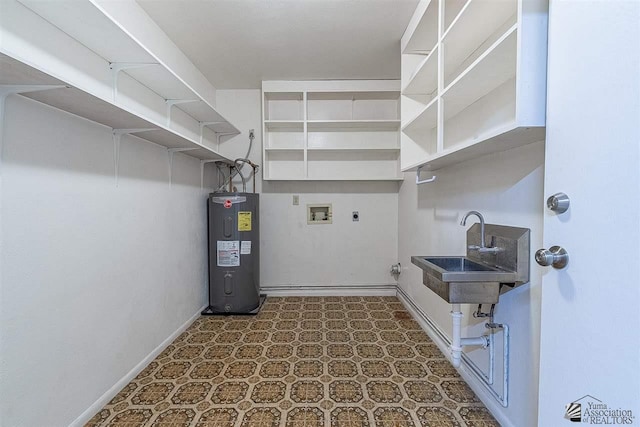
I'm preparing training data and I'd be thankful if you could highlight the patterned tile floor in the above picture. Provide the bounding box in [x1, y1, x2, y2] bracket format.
[88, 296, 498, 427]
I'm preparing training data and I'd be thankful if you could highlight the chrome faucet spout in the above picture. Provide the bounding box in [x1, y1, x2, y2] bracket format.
[461, 210, 486, 248]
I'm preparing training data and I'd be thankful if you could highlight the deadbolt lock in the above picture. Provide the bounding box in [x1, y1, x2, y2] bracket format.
[546, 192, 570, 213]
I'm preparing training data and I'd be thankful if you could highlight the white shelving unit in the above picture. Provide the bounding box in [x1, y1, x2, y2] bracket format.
[0, 0, 240, 166]
[262, 80, 403, 181]
[401, 0, 548, 172]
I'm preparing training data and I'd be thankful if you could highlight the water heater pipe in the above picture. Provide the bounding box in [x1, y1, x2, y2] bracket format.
[450, 304, 489, 368]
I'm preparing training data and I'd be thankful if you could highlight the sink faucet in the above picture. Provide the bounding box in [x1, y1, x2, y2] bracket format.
[460, 211, 501, 253]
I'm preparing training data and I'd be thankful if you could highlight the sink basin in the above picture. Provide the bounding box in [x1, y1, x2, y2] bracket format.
[411, 256, 516, 304]
[411, 224, 530, 304]
[412, 256, 518, 283]
[426, 257, 499, 272]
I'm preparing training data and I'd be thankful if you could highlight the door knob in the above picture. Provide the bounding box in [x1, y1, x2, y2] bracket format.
[535, 246, 569, 269]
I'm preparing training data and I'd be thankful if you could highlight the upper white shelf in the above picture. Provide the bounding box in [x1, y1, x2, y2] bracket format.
[265, 120, 304, 130]
[442, 0, 517, 85]
[400, 0, 548, 172]
[417, 123, 545, 171]
[402, 0, 439, 54]
[263, 80, 403, 181]
[0, 54, 229, 161]
[403, 46, 439, 96]
[442, 25, 517, 120]
[17, 0, 240, 135]
[308, 147, 399, 152]
[402, 98, 438, 135]
[307, 120, 400, 131]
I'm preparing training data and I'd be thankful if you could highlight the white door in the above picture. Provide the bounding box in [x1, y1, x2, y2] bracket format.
[537, 1, 640, 425]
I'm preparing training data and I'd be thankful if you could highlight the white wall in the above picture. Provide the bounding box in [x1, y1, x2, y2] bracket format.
[397, 141, 545, 426]
[216, 89, 400, 289]
[0, 96, 213, 426]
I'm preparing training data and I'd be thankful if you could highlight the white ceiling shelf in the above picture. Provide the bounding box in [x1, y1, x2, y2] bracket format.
[442, 25, 518, 120]
[402, 97, 438, 134]
[0, 53, 228, 161]
[400, 0, 547, 173]
[403, 45, 439, 96]
[264, 147, 304, 152]
[263, 80, 403, 181]
[265, 120, 304, 130]
[123, 65, 195, 102]
[265, 176, 405, 182]
[307, 91, 401, 101]
[17, 0, 240, 137]
[416, 123, 546, 171]
[442, 0, 517, 77]
[307, 147, 400, 152]
[307, 120, 401, 131]
[401, 0, 439, 54]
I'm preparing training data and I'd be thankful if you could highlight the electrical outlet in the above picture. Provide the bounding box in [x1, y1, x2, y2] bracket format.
[352, 211, 359, 221]
[293, 195, 299, 205]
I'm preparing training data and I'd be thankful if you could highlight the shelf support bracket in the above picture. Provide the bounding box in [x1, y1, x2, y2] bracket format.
[165, 99, 198, 127]
[0, 84, 66, 162]
[216, 132, 238, 151]
[0, 84, 66, 98]
[110, 62, 158, 102]
[416, 165, 436, 184]
[198, 121, 226, 145]
[112, 128, 157, 186]
[168, 147, 199, 186]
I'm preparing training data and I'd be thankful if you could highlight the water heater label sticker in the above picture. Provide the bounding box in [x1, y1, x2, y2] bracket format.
[241, 241, 252, 255]
[217, 241, 240, 267]
[238, 212, 252, 231]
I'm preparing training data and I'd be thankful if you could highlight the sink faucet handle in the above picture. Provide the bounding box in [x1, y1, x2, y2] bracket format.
[468, 244, 503, 253]
[478, 246, 503, 253]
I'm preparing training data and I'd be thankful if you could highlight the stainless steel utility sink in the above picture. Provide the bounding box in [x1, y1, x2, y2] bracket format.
[426, 257, 494, 272]
[411, 224, 530, 304]
[411, 256, 517, 304]
[413, 256, 518, 282]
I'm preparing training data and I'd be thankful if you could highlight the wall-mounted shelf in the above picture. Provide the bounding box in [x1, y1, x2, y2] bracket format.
[307, 147, 399, 152]
[0, 54, 226, 161]
[1, 0, 240, 163]
[307, 120, 401, 131]
[418, 124, 545, 172]
[264, 147, 304, 152]
[442, 0, 518, 87]
[442, 26, 517, 120]
[262, 80, 403, 181]
[17, 0, 240, 136]
[402, 97, 438, 135]
[265, 120, 305, 130]
[400, 0, 548, 172]
[403, 45, 439, 96]
[401, 0, 439, 54]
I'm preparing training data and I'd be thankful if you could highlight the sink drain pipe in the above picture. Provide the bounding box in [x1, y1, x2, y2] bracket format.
[450, 304, 489, 368]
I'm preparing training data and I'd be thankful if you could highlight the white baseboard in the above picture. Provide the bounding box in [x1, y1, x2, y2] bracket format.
[262, 284, 397, 297]
[69, 306, 206, 427]
[395, 287, 514, 427]
[395, 287, 453, 357]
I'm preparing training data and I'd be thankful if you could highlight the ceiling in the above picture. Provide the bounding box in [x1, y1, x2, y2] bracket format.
[137, 0, 419, 89]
